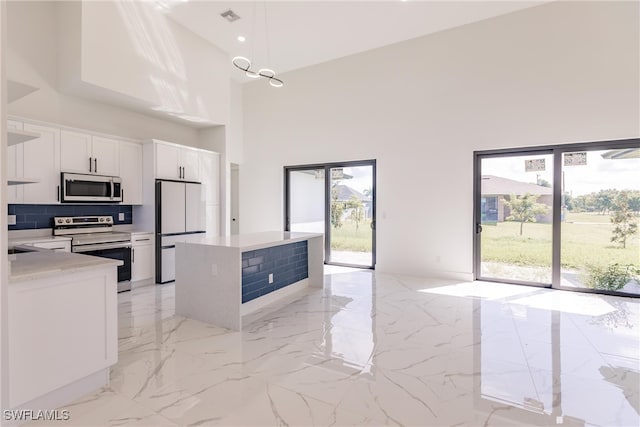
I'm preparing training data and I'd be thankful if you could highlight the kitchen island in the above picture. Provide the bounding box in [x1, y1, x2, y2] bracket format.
[175, 231, 323, 330]
[8, 249, 121, 412]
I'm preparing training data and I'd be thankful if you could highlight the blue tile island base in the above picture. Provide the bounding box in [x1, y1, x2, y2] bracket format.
[174, 231, 324, 331]
[242, 241, 308, 303]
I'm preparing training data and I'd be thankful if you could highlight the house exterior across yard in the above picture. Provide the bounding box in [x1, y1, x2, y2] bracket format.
[481, 175, 553, 223]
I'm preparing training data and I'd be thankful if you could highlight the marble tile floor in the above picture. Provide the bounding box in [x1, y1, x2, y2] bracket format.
[31, 269, 640, 426]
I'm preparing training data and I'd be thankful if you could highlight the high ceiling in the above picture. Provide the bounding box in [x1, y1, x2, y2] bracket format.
[165, 1, 549, 82]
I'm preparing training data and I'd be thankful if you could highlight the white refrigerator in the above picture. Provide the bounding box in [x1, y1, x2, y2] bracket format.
[156, 180, 205, 283]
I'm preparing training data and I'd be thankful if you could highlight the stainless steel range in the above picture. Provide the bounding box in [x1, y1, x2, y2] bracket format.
[53, 215, 132, 292]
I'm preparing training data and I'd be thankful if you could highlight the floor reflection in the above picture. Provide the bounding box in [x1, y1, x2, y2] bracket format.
[44, 271, 639, 426]
[475, 287, 640, 426]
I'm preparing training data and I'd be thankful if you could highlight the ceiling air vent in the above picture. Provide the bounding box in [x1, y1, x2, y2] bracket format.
[220, 9, 241, 22]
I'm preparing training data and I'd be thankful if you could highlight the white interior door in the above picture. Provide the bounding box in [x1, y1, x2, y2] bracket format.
[160, 181, 185, 234]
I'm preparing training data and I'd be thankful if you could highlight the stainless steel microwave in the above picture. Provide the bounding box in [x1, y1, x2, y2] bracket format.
[61, 173, 122, 203]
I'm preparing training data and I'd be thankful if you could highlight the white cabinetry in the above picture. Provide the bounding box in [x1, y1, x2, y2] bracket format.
[199, 151, 220, 236]
[9, 267, 117, 408]
[155, 141, 200, 181]
[181, 148, 200, 181]
[7, 120, 24, 203]
[7, 121, 61, 203]
[61, 130, 119, 176]
[131, 232, 154, 282]
[22, 123, 61, 204]
[199, 151, 220, 205]
[90, 136, 120, 176]
[119, 141, 143, 205]
[137, 140, 221, 240]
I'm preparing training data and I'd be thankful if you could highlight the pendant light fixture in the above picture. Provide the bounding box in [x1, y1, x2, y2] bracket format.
[232, 1, 284, 87]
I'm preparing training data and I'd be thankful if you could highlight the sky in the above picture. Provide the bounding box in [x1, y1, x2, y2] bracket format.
[482, 151, 640, 196]
[336, 166, 373, 194]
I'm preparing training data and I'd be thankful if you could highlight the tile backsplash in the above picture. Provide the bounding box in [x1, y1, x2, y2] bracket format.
[241, 241, 308, 304]
[8, 204, 133, 230]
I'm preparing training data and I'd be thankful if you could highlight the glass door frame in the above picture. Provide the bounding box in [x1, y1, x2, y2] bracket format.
[284, 159, 377, 269]
[474, 148, 555, 288]
[474, 138, 640, 297]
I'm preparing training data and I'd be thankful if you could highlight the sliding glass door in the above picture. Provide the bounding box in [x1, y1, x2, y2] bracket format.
[288, 168, 325, 234]
[475, 139, 640, 296]
[285, 160, 376, 269]
[477, 152, 554, 286]
[559, 149, 640, 295]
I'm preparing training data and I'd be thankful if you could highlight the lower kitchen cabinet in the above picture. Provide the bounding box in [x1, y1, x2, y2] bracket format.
[9, 266, 117, 408]
[131, 232, 154, 282]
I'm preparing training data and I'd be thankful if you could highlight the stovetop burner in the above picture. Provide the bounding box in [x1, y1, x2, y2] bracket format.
[53, 216, 131, 245]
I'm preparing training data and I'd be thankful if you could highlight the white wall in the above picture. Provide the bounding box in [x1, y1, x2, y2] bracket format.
[228, 81, 244, 165]
[7, 1, 201, 147]
[1, 0, 8, 411]
[77, 1, 230, 127]
[240, 1, 640, 279]
[290, 171, 324, 226]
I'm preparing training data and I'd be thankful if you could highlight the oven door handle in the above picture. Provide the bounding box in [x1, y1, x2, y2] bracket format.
[73, 242, 132, 253]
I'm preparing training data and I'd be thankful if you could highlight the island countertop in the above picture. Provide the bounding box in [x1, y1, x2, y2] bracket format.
[184, 231, 323, 252]
[9, 251, 123, 283]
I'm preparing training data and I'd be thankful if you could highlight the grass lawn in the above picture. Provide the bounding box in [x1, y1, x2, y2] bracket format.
[481, 212, 640, 269]
[331, 220, 372, 252]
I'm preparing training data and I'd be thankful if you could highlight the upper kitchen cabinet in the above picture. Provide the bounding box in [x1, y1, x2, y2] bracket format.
[119, 141, 143, 205]
[199, 151, 220, 205]
[7, 120, 25, 203]
[60, 130, 119, 176]
[22, 123, 61, 204]
[154, 141, 200, 182]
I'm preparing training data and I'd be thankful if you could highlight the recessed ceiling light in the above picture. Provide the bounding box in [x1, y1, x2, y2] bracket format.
[237, 35, 246, 42]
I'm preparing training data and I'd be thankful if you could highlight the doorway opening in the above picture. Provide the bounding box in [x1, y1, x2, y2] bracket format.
[285, 160, 376, 269]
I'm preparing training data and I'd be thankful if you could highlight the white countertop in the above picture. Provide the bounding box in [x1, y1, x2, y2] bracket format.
[9, 251, 123, 283]
[9, 235, 71, 246]
[181, 231, 323, 252]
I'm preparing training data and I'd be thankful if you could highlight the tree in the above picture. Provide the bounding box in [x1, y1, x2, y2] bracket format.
[502, 193, 550, 236]
[628, 191, 640, 214]
[330, 184, 344, 229]
[610, 191, 639, 249]
[348, 195, 364, 231]
[595, 189, 617, 215]
[537, 178, 552, 188]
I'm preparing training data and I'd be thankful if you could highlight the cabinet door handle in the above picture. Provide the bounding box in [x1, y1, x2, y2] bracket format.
[135, 238, 150, 242]
[57, 185, 60, 202]
[132, 248, 135, 263]
[89, 157, 92, 172]
[94, 158, 98, 173]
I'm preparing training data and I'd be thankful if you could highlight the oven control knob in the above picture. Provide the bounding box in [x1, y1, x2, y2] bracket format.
[57, 219, 63, 224]
[99, 218, 104, 222]
[65, 219, 71, 223]
[106, 218, 112, 223]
